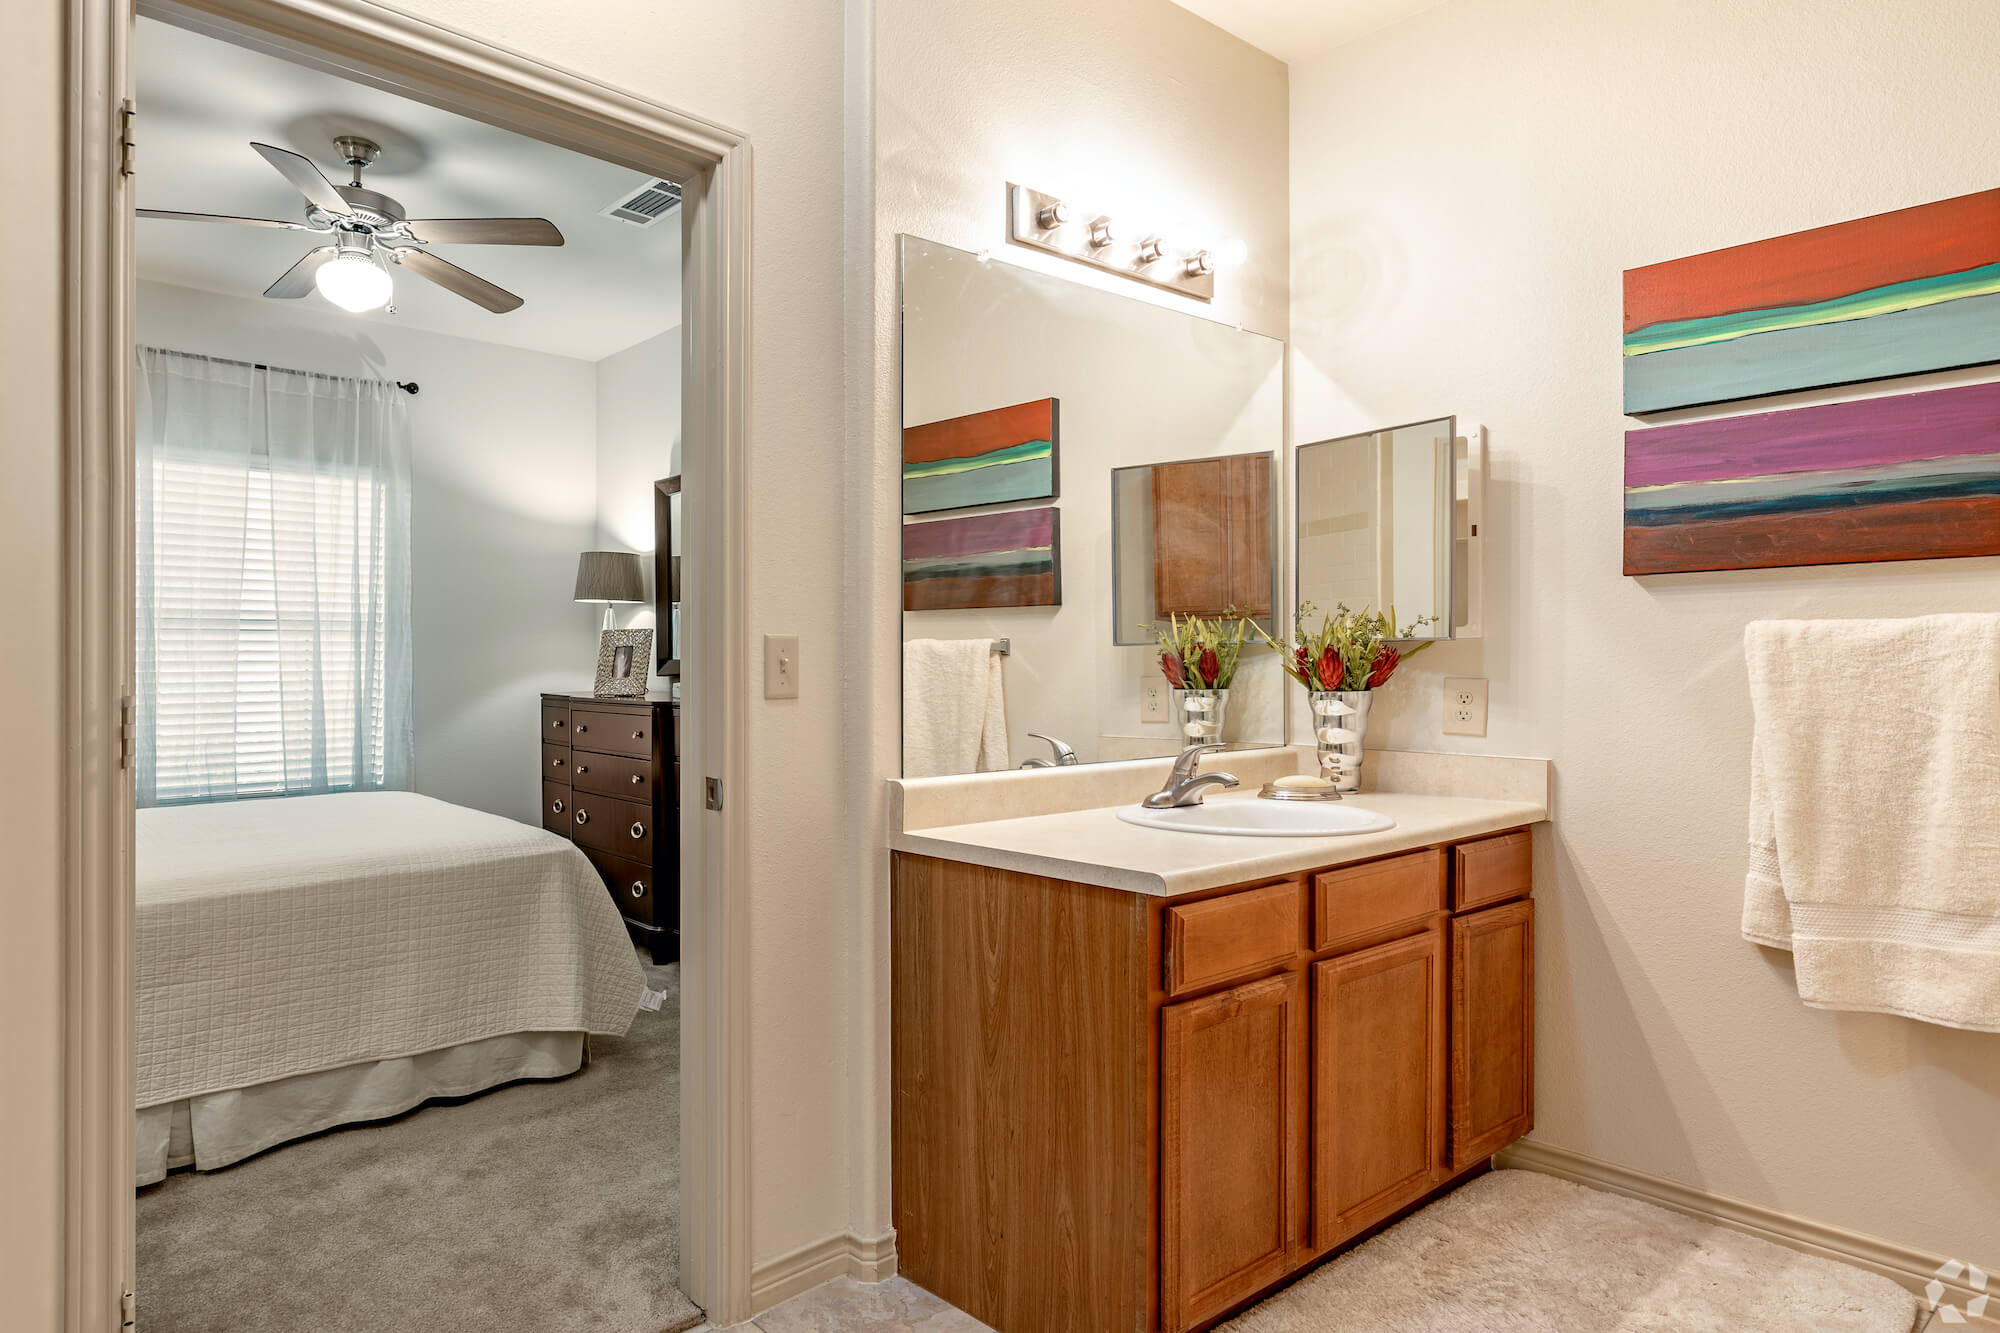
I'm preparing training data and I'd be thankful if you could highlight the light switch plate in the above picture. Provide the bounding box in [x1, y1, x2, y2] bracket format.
[1443, 677, 1488, 736]
[1139, 678, 1169, 723]
[764, 634, 800, 699]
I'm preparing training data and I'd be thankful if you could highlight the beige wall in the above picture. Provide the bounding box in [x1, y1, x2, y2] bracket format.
[0, 0, 64, 1321]
[1290, 0, 2000, 1264]
[857, 0, 1290, 1240]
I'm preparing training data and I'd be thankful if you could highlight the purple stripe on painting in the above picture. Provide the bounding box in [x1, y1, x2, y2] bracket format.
[1624, 380, 2000, 488]
[901, 506, 1056, 560]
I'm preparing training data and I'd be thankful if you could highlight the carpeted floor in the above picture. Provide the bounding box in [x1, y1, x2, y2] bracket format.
[136, 951, 701, 1333]
[1220, 1170, 1920, 1333]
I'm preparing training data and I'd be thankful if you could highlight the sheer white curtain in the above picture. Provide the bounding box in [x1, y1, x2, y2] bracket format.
[135, 347, 413, 806]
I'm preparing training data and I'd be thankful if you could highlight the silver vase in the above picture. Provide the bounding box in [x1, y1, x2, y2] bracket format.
[1310, 689, 1372, 793]
[1172, 688, 1230, 749]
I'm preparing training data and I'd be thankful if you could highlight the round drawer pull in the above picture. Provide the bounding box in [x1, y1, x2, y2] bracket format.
[551, 799, 565, 815]
[576, 764, 589, 775]
[630, 881, 646, 899]
[552, 756, 564, 767]
[633, 730, 645, 740]
[630, 774, 643, 785]
[552, 718, 565, 728]
[576, 724, 588, 734]
[630, 822, 646, 839]
[574, 810, 589, 826]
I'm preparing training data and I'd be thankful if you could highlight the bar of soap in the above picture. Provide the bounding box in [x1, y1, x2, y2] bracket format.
[1272, 774, 1335, 791]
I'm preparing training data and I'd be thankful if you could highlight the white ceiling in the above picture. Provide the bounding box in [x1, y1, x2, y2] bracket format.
[1166, 0, 1446, 64]
[135, 18, 680, 363]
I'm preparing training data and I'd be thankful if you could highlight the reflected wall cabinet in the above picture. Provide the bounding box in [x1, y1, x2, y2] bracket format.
[1152, 453, 1273, 619]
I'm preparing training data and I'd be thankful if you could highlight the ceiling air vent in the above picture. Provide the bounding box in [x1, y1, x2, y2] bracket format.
[600, 177, 682, 226]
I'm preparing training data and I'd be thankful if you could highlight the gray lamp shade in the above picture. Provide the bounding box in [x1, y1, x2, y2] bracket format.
[574, 550, 648, 604]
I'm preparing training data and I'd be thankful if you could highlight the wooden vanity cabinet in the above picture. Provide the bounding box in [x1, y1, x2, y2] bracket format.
[891, 825, 1535, 1333]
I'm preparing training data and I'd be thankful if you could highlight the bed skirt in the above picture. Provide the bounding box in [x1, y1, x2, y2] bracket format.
[135, 1030, 585, 1187]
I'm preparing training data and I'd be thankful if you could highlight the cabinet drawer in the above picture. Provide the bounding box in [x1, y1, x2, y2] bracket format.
[542, 700, 572, 743]
[1165, 880, 1303, 999]
[1453, 830, 1532, 912]
[571, 750, 653, 801]
[583, 847, 657, 929]
[572, 706, 654, 758]
[1314, 849, 1445, 953]
[542, 742, 574, 781]
[541, 782, 572, 835]
[569, 790, 654, 862]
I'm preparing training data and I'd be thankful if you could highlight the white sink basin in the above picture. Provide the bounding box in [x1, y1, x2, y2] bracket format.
[1116, 798, 1395, 838]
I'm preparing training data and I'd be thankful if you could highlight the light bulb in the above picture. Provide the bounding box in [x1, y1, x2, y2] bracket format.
[315, 250, 393, 313]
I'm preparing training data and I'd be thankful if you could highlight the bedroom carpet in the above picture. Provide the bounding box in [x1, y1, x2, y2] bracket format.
[1219, 1169, 1920, 1333]
[136, 950, 700, 1333]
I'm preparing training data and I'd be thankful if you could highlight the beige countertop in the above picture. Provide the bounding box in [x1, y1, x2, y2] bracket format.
[889, 789, 1548, 897]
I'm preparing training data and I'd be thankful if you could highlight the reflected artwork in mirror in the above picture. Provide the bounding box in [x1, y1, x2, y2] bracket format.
[899, 235, 1286, 778]
[1295, 418, 1456, 641]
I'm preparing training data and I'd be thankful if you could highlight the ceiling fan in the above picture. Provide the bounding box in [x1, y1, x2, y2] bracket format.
[138, 135, 564, 315]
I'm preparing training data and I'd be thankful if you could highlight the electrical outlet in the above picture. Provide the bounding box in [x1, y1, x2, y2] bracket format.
[1139, 678, 1169, 723]
[1442, 677, 1488, 736]
[763, 634, 800, 699]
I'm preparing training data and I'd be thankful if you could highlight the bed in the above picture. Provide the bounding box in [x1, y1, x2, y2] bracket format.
[135, 791, 646, 1186]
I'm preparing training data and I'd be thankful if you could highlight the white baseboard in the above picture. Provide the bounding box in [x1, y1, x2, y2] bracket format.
[1497, 1141, 1994, 1330]
[747, 1229, 898, 1314]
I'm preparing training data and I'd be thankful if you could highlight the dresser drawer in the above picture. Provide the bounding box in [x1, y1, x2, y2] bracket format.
[583, 847, 658, 929]
[571, 750, 653, 802]
[572, 706, 654, 758]
[1453, 830, 1532, 913]
[1314, 849, 1446, 953]
[542, 700, 573, 743]
[569, 790, 654, 862]
[1165, 879, 1304, 998]
[541, 782, 573, 834]
[542, 742, 575, 781]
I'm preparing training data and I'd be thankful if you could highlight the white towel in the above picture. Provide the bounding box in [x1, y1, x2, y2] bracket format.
[1743, 614, 2000, 1031]
[902, 638, 1009, 778]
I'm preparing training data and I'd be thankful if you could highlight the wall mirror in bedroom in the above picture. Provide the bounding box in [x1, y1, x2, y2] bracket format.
[898, 234, 1287, 778]
[127, 15, 700, 1331]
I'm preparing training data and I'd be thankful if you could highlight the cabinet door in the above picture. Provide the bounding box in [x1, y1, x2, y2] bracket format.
[1312, 927, 1445, 1250]
[1161, 971, 1306, 1333]
[1449, 899, 1534, 1170]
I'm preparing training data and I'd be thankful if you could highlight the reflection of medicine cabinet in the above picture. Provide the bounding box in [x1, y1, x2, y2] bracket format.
[1152, 454, 1273, 619]
[1452, 423, 1485, 639]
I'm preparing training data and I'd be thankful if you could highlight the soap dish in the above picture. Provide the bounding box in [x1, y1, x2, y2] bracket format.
[1258, 780, 1344, 803]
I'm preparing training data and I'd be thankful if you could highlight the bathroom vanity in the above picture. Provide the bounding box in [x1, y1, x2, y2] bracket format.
[889, 756, 1545, 1333]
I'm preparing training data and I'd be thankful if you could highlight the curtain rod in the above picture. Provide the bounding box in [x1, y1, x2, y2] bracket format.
[145, 346, 419, 395]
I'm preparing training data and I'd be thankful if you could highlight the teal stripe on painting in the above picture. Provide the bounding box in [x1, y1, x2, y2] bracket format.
[1626, 451, 2000, 514]
[1623, 290, 2000, 414]
[1625, 472, 2000, 526]
[902, 439, 1051, 480]
[1624, 262, 2000, 356]
[902, 553, 1055, 581]
[901, 458, 1054, 515]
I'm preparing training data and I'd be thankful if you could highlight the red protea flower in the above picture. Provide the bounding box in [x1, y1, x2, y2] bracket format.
[1294, 646, 1311, 682]
[1367, 646, 1400, 689]
[1160, 651, 1185, 687]
[1316, 646, 1344, 691]
[1199, 647, 1221, 687]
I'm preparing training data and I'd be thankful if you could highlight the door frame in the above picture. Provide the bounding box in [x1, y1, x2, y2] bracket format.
[60, 0, 756, 1325]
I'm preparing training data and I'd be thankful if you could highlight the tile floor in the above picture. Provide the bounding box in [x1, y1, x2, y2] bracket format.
[748, 1277, 989, 1332]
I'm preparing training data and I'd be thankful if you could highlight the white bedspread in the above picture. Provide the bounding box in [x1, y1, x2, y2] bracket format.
[137, 791, 643, 1109]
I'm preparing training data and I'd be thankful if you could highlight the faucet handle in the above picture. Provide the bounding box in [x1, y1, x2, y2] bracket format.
[1027, 732, 1078, 765]
[1171, 742, 1230, 780]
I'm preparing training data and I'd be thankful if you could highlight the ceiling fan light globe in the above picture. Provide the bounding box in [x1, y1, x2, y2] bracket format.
[315, 251, 393, 312]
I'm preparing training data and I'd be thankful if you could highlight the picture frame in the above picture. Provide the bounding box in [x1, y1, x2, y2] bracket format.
[594, 627, 654, 697]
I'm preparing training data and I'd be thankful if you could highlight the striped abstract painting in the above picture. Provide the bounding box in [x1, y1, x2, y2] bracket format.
[902, 398, 1058, 515]
[903, 506, 1061, 610]
[1624, 380, 2000, 575]
[1623, 189, 2000, 414]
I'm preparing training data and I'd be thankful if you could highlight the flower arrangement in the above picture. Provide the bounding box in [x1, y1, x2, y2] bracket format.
[1257, 600, 1438, 692]
[1151, 611, 1249, 690]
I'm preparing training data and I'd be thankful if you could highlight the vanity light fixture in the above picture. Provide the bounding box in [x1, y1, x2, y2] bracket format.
[1005, 182, 1215, 302]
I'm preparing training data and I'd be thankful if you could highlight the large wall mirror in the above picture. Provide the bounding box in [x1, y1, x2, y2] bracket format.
[1295, 417, 1456, 640]
[900, 235, 1286, 777]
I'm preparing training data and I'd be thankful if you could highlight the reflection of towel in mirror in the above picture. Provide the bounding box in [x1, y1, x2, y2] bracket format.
[903, 638, 1009, 778]
[1743, 614, 2000, 1031]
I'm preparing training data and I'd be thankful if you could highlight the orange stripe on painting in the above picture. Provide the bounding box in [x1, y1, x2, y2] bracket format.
[1623, 493, 2000, 575]
[1623, 189, 2000, 334]
[902, 399, 1056, 466]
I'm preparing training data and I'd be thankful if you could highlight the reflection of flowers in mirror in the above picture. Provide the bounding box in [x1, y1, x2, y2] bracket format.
[1150, 610, 1252, 690]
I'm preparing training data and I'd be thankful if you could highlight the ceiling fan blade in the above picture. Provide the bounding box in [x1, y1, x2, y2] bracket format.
[251, 142, 351, 217]
[395, 248, 524, 313]
[402, 217, 564, 247]
[264, 247, 336, 299]
[139, 208, 313, 231]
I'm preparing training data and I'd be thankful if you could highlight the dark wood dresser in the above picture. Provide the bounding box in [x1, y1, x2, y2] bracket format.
[540, 692, 680, 961]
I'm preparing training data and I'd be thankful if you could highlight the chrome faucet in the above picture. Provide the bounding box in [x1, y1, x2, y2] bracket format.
[1142, 743, 1241, 809]
[1019, 733, 1080, 768]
